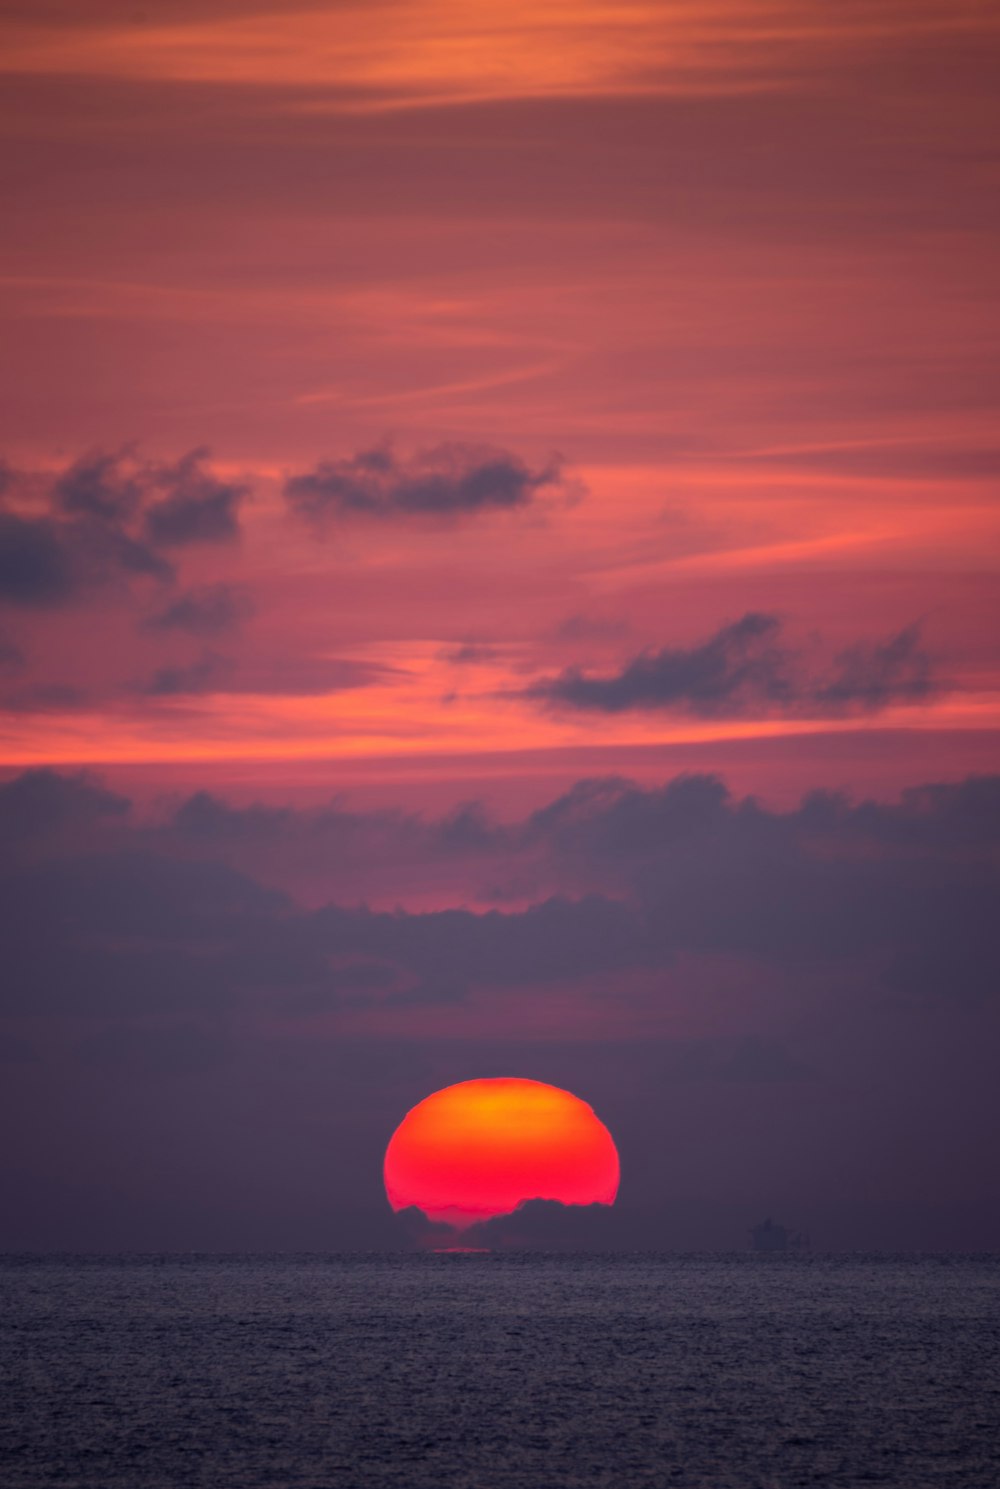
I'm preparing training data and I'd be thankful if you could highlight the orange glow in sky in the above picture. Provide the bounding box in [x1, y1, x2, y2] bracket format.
[383, 1077, 620, 1226]
[0, 2, 859, 109]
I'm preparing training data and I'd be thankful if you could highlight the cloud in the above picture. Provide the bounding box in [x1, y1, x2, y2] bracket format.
[0, 446, 250, 618]
[142, 770, 1000, 1003]
[54, 447, 146, 524]
[0, 452, 179, 609]
[0, 768, 128, 847]
[440, 642, 501, 665]
[531, 612, 790, 715]
[284, 442, 566, 522]
[51, 446, 245, 551]
[814, 624, 934, 712]
[312, 893, 661, 993]
[388, 1197, 619, 1250]
[1, 768, 997, 1025]
[737, 442, 1000, 482]
[141, 448, 247, 547]
[144, 583, 255, 637]
[0, 511, 76, 606]
[141, 653, 228, 697]
[0, 631, 23, 668]
[528, 615, 937, 718]
[6, 0, 994, 117]
[136, 651, 389, 697]
[171, 791, 297, 842]
[554, 613, 631, 643]
[524, 772, 1000, 1000]
[473, 1199, 619, 1249]
[0, 833, 655, 1021]
[91, 525, 175, 583]
[168, 789, 492, 853]
[0, 682, 90, 713]
[0, 847, 288, 1017]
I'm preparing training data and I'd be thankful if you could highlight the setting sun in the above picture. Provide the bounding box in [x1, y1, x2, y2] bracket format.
[383, 1077, 620, 1227]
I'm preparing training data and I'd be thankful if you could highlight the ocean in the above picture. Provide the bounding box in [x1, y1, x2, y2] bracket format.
[2, 1253, 998, 1488]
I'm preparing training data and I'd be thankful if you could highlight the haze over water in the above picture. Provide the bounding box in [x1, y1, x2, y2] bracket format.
[3, 1252, 998, 1489]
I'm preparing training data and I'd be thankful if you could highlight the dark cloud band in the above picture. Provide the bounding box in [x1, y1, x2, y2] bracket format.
[527, 614, 936, 718]
[284, 442, 567, 522]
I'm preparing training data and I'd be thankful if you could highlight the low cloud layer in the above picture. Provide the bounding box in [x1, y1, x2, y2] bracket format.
[394, 1198, 620, 1250]
[2, 766, 996, 1020]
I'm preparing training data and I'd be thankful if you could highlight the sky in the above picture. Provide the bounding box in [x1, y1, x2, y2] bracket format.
[1, 0, 998, 1251]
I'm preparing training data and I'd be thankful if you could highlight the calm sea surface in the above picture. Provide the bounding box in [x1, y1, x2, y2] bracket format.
[1, 1253, 998, 1488]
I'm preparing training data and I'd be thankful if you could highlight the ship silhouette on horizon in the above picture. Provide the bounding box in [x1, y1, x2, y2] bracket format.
[750, 1217, 810, 1252]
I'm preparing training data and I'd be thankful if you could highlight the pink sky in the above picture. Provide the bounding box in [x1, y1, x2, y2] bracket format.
[1, 0, 997, 804]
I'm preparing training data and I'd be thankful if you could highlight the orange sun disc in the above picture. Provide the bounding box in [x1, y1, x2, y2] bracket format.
[383, 1077, 620, 1227]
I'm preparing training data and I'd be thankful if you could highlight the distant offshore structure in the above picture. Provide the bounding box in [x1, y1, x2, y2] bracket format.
[750, 1217, 810, 1252]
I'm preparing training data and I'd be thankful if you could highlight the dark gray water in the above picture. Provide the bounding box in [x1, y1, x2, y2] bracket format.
[1, 1253, 998, 1488]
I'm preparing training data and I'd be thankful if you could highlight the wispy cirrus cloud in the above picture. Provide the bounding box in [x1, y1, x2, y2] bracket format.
[136, 652, 394, 699]
[2, 2, 993, 112]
